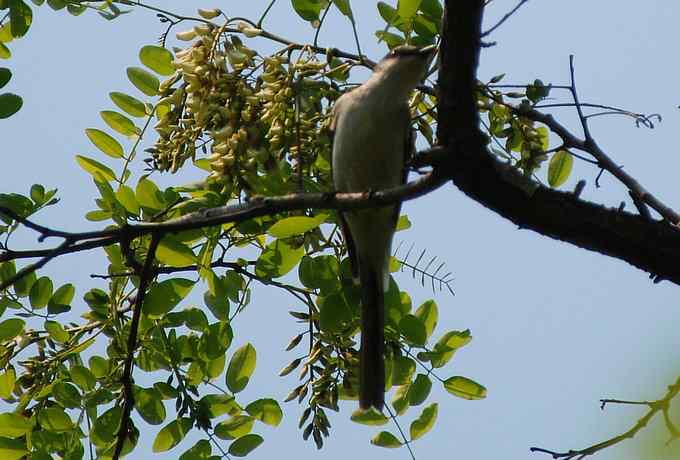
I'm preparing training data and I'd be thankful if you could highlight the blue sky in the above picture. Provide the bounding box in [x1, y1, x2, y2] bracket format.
[3, 1, 680, 459]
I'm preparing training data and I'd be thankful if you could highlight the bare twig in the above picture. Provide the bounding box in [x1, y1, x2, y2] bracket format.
[531, 375, 680, 459]
[482, 0, 530, 37]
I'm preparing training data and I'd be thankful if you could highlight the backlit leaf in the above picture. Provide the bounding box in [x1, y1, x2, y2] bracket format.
[110, 92, 147, 117]
[226, 343, 256, 393]
[371, 431, 402, 448]
[75, 155, 116, 182]
[409, 403, 437, 440]
[127, 66, 160, 96]
[228, 434, 263, 457]
[143, 278, 195, 318]
[443, 376, 487, 400]
[139, 45, 175, 76]
[152, 417, 192, 452]
[100, 110, 139, 137]
[85, 128, 124, 158]
[548, 150, 573, 188]
[245, 398, 282, 427]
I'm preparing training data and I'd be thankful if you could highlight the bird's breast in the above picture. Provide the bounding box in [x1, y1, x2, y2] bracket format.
[332, 97, 408, 193]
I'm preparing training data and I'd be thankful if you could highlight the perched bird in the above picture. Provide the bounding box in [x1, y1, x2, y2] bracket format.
[331, 45, 436, 410]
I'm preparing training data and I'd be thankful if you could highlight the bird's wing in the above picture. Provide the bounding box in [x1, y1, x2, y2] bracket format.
[392, 111, 415, 229]
[329, 98, 359, 281]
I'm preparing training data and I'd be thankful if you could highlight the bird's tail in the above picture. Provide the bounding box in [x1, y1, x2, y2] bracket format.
[359, 261, 385, 411]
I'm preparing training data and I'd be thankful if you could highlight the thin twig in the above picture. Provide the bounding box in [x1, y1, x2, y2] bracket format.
[482, 0, 530, 37]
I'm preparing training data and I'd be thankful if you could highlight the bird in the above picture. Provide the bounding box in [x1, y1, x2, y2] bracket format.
[330, 45, 436, 410]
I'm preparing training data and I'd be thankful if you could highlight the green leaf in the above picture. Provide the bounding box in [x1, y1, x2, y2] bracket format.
[180, 440, 212, 460]
[409, 403, 437, 440]
[415, 300, 438, 339]
[143, 278, 195, 318]
[298, 255, 339, 292]
[48, 283, 75, 314]
[419, 0, 443, 21]
[12, 270, 35, 297]
[0, 413, 33, 438]
[127, 66, 160, 96]
[44, 320, 69, 343]
[245, 398, 282, 427]
[0, 368, 15, 398]
[398, 0, 422, 20]
[152, 417, 192, 452]
[266, 214, 327, 238]
[157, 237, 197, 267]
[371, 431, 402, 448]
[135, 387, 166, 425]
[38, 407, 73, 432]
[399, 314, 427, 346]
[85, 128, 124, 158]
[0, 318, 24, 342]
[85, 210, 112, 222]
[0, 93, 22, 118]
[52, 382, 81, 409]
[139, 45, 175, 76]
[226, 343, 256, 393]
[255, 239, 304, 278]
[200, 394, 238, 418]
[0, 437, 28, 460]
[110, 92, 147, 118]
[0, 261, 16, 284]
[100, 110, 139, 137]
[0, 43, 10, 60]
[548, 150, 573, 188]
[392, 356, 415, 385]
[135, 178, 165, 210]
[29, 276, 52, 308]
[115, 184, 140, 215]
[391, 384, 410, 415]
[228, 434, 263, 457]
[0, 68, 10, 89]
[89, 356, 109, 378]
[350, 407, 389, 426]
[214, 415, 254, 440]
[332, 0, 353, 18]
[378, 1, 398, 23]
[395, 214, 412, 231]
[89, 406, 121, 446]
[291, 0, 322, 21]
[70, 364, 96, 391]
[9, 0, 32, 38]
[318, 292, 352, 333]
[407, 373, 431, 406]
[375, 30, 405, 48]
[428, 329, 471, 368]
[443, 376, 487, 400]
[75, 155, 116, 182]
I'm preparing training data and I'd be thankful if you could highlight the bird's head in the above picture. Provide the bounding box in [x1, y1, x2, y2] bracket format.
[373, 45, 437, 93]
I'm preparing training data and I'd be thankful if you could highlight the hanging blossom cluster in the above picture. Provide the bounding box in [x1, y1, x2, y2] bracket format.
[147, 21, 342, 198]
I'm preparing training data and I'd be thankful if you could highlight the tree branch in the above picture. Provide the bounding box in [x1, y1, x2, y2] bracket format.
[435, 0, 680, 287]
[112, 233, 159, 460]
[530, 375, 680, 459]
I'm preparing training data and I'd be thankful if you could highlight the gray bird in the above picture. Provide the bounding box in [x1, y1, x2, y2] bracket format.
[331, 45, 436, 410]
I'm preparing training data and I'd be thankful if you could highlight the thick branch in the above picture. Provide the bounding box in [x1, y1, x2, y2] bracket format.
[437, 0, 680, 286]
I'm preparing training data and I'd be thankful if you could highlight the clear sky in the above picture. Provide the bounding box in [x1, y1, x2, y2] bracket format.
[3, 1, 680, 460]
